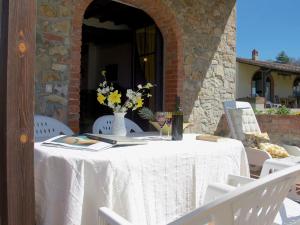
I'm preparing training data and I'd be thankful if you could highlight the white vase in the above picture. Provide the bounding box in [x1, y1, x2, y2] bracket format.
[112, 112, 127, 136]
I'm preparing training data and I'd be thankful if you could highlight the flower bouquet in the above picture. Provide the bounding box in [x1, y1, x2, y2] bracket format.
[96, 70, 153, 135]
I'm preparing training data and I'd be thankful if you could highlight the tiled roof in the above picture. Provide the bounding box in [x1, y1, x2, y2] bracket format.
[237, 57, 300, 75]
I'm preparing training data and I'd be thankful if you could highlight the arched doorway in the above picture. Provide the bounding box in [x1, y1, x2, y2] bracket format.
[293, 77, 300, 95]
[69, 0, 183, 132]
[79, 0, 164, 132]
[251, 71, 274, 101]
[251, 71, 263, 97]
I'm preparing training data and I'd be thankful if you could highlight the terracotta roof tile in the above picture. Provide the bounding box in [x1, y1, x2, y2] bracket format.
[237, 57, 300, 75]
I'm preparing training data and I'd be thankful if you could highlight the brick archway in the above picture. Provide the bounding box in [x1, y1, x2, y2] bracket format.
[68, 0, 184, 131]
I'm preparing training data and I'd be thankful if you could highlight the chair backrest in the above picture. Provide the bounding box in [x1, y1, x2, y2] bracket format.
[34, 115, 74, 142]
[99, 165, 300, 225]
[92, 115, 143, 134]
[223, 100, 261, 140]
[260, 159, 300, 202]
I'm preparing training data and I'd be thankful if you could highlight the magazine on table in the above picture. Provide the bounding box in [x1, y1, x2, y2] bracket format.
[42, 135, 113, 151]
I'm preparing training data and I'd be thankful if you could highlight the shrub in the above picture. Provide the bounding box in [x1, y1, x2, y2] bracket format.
[275, 106, 291, 115]
[254, 109, 264, 114]
[266, 108, 276, 115]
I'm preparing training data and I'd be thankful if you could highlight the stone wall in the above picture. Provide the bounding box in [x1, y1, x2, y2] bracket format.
[35, 0, 236, 133]
[36, 2, 73, 122]
[257, 115, 300, 147]
[174, 0, 236, 133]
[216, 114, 300, 147]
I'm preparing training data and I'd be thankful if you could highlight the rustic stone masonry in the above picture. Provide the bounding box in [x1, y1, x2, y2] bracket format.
[35, 0, 236, 133]
[257, 115, 300, 147]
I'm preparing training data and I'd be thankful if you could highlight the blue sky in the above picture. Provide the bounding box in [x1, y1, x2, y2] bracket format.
[237, 0, 300, 61]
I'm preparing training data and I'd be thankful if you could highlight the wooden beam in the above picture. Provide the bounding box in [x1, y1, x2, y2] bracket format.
[0, 0, 36, 225]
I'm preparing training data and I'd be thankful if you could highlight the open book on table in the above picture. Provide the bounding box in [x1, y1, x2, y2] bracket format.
[42, 135, 113, 151]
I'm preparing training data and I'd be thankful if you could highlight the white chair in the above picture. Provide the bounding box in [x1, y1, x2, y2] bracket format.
[223, 100, 300, 170]
[34, 115, 74, 142]
[215, 160, 300, 225]
[265, 100, 282, 108]
[92, 115, 143, 134]
[223, 100, 272, 170]
[261, 159, 300, 203]
[99, 165, 300, 225]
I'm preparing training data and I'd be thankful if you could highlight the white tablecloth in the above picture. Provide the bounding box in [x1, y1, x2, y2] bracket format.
[34, 134, 249, 225]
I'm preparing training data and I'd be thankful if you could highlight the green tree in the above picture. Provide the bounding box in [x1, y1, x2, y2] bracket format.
[276, 51, 290, 64]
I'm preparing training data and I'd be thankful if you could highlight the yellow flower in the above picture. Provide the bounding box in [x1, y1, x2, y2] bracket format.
[108, 90, 121, 105]
[136, 98, 144, 108]
[97, 94, 106, 104]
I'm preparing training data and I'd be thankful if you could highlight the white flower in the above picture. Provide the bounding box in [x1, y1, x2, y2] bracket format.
[126, 102, 133, 108]
[136, 92, 142, 98]
[129, 95, 137, 103]
[97, 88, 101, 92]
[100, 87, 110, 94]
[147, 93, 152, 97]
[137, 84, 142, 89]
[144, 83, 153, 89]
[103, 81, 107, 86]
[126, 89, 134, 98]
[120, 107, 127, 113]
[108, 101, 115, 108]
[114, 105, 121, 112]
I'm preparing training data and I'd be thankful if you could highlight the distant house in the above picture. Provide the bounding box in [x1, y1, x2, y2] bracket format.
[236, 50, 300, 108]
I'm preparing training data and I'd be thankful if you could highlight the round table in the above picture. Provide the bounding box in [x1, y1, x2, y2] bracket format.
[34, 134, 249, 225]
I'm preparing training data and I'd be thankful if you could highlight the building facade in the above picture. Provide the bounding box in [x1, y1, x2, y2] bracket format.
[237, 63, 300, 100]
[236, 51, 300, 108]
[35, 0, 236, 133]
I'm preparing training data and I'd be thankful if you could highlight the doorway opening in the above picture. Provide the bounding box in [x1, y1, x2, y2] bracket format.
[80, 0, 164, 132]
[251, 71, 273, 101]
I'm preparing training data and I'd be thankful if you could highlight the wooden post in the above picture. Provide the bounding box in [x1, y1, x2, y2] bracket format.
[0, 0, 36, 225]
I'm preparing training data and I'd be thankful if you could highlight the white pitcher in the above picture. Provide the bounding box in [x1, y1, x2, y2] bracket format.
[111, 112, 127, 136]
